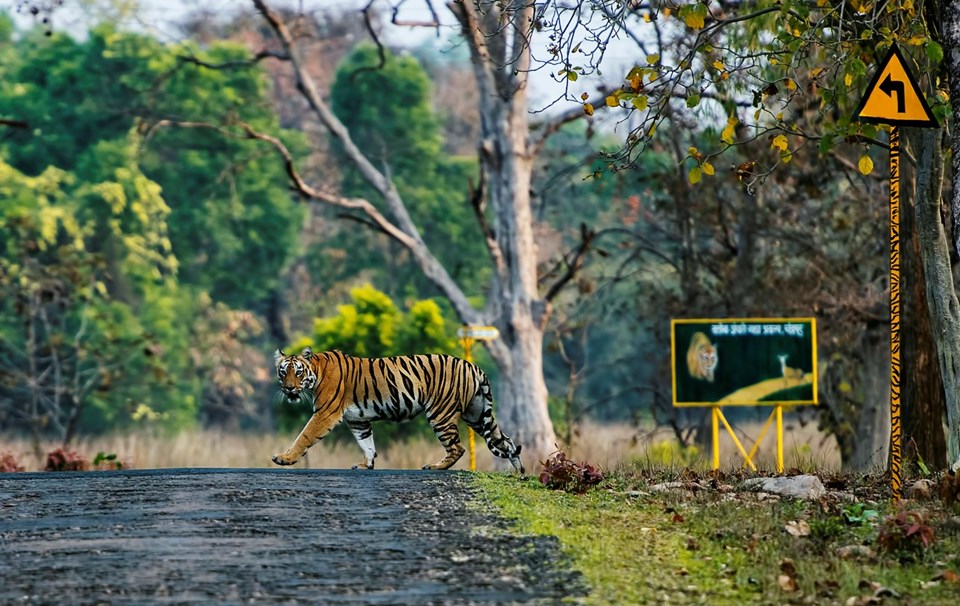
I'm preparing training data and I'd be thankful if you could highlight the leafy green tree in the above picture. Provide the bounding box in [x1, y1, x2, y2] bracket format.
[0, 25, 304, 316]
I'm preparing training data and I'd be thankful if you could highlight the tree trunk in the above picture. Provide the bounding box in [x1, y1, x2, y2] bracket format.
[900, 137, 948, 470]
[941, 0, 960, 469]
[910, 127, 960, 470]
[451, 0, 558, 468]
[846, 328, 890, 471]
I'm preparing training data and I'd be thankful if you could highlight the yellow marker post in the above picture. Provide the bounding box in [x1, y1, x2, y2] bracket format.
[459, 335, 477, 472]
[889, 127, 902, 500]
[854, 43, 936, 501]
[457, 325, 501, 472]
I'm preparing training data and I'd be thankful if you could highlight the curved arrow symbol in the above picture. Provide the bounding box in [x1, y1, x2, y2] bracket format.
[879, 74, 905, 113]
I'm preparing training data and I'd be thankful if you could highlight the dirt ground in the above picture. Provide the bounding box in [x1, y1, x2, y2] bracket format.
[0, 469, 582, 605]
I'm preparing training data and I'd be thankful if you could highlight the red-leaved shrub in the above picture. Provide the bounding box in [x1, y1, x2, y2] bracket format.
[44, 448, 88, 472]
[538, 449, 604, 494]
[0, 451, 24, 473]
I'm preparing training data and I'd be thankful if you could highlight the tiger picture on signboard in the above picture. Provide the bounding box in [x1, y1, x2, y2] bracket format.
[686, 332, 718, 382]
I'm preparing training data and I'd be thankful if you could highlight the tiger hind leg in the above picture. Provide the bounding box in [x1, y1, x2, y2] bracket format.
[423, 420, 465, 470]
[463, 394, 525, 474]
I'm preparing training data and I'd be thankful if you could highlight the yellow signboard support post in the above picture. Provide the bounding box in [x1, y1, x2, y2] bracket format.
[457, 325, 500, 472]
[459, 335, 477, 471]
[854, 43, 937, 501]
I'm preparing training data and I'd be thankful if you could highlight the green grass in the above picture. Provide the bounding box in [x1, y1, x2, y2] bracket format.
[473, 471, 960, 605]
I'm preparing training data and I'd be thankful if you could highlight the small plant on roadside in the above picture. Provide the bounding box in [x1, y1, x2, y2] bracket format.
[876, 509, 935, 560]
[44, 448, 88, 472]
[808, 516, 846, 544]
[538, 449, 603, 494]
[93, 451, 126, 470]
[0, 451, 24, 472]
[842, 503, 881, 526]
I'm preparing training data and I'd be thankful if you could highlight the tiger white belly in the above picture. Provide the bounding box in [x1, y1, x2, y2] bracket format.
[342, 398, 427, 423]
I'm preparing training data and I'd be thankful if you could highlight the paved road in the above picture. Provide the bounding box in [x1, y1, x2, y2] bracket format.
[0, 469, 582, 605]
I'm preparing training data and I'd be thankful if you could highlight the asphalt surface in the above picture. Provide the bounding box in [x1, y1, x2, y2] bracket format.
[0, 469, 583, 605]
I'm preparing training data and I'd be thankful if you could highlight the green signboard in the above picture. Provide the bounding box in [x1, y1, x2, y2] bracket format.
[671, 318, 818, 407]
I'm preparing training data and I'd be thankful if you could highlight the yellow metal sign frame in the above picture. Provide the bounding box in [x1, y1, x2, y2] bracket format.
[710, 404, 790, 473]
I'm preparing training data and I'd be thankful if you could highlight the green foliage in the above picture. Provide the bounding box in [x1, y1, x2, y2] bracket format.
[306, 284, 457, 357]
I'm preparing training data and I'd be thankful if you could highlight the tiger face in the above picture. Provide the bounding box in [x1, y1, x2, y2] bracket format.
[274, 347, 318, 404]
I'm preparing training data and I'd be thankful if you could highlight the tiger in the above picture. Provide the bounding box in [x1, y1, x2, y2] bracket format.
[272, 347, 524, 473]
[686, 332, 718, 382]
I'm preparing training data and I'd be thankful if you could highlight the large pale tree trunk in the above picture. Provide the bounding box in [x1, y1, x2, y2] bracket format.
[450, 1, 558, 465]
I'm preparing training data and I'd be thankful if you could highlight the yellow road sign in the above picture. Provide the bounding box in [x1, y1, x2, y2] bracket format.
[457, 325, 500, 341]
[854, 43, 937, 127]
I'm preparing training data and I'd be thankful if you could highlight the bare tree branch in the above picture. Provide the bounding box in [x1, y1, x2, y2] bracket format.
[252, 0, 482, 326]
[0, 118, 29, 129]
[177, 50, 289, 70]
[544, 223, 595, 303]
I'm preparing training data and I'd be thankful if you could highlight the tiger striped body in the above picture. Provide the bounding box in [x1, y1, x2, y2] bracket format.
[272, 348, 524, 473]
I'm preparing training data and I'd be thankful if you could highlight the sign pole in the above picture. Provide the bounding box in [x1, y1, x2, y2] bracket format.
[889, 126, 902, 501]
[459, 335, 477, 472]
[456, 325, 500, 473]
[853, 43, 936, 502]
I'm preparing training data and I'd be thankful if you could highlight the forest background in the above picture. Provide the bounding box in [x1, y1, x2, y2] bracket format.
[0, 0, 949, 473]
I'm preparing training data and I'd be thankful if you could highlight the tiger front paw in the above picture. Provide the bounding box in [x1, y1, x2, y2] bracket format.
[272, 453, 298, 466]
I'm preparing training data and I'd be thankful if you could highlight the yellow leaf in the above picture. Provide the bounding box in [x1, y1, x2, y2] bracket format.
[566, 70, 579, 81]
[702, 161, 715, 176]
[809, 67, 824, 79]
[845, 73, 853, 87]
[647, 53, 660, 65]
[772, 134, 788, 151]
[712, 60, 725, 71]
[858, 155, 874, 175]
[632, 95, 648, 111]
[781, 151, 793, 164]
[907, 36, 926, 46]
[817, 0, 828, 6]
[721, 119, 737, 144]
[662, 7, 672, 18]
[688, 166, 702, 184]
[688, 146, 699, 156]
[583, 103, 594, 116]
[580, 92, 589, 101]
[643, 12, 651, 23]
[683, 5, 706, 29]
[606, 95, 619, 107]
[786, 78, 797, 91]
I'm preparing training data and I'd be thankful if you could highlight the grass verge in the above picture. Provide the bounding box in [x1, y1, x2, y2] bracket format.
[473, 470, 960, 605]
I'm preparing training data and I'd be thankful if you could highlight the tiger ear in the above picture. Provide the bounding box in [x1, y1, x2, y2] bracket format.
[301, 347, 313, 360]
[274, 349, 284, 367]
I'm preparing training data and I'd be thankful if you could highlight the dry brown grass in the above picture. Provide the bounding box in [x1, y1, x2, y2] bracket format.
[0, 414, 839, 473]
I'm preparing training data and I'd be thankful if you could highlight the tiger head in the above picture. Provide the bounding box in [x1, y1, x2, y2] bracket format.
[274, 347, 319, 404]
